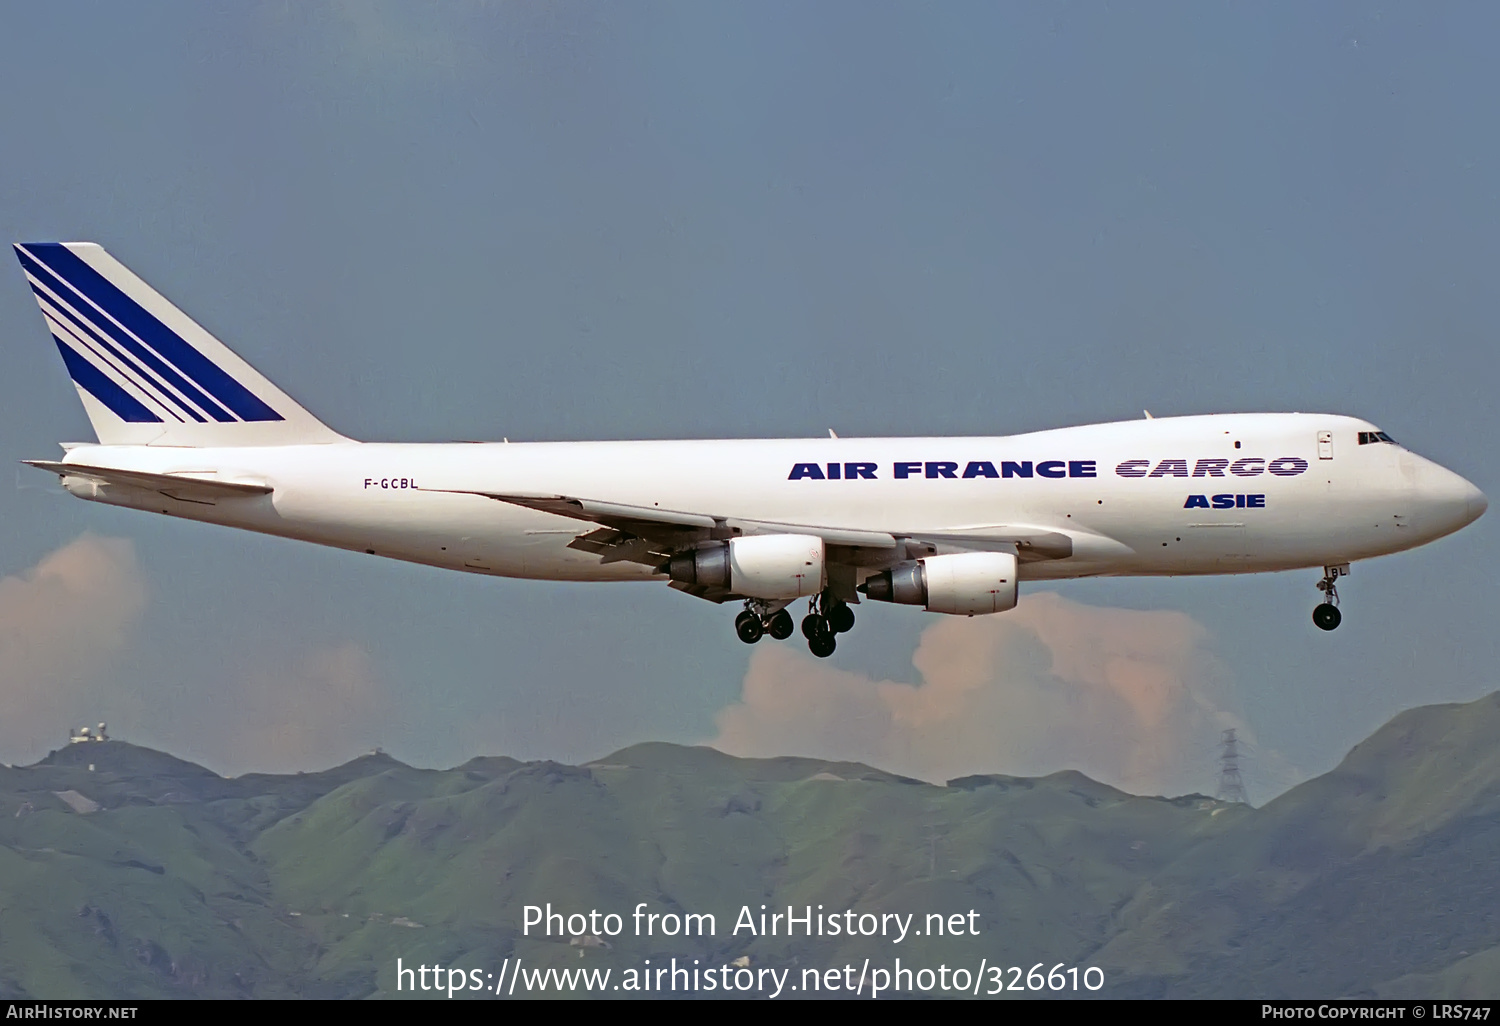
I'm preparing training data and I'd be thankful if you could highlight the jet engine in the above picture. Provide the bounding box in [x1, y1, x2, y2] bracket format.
[668, 534, 826, 600]
[860, 551, 1018, 615]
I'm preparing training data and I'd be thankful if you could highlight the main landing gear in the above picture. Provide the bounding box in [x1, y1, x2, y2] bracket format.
[800, 593, 854, 659]
[733, 592, 855, 657]
[734, 603, 793, 644]
[1313, 564, 1348, 631]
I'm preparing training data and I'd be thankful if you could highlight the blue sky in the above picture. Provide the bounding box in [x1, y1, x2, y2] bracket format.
[0, 2, 1495, 798]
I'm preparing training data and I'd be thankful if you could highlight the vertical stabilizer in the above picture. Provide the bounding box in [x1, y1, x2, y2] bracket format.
[14, 242, 347, 446]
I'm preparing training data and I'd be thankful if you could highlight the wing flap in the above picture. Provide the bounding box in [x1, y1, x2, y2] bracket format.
[566, 527, 676, 566]
[667, 580, 738, 604]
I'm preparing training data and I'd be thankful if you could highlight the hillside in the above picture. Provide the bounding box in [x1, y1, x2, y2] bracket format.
[1, 694, 1497, 998]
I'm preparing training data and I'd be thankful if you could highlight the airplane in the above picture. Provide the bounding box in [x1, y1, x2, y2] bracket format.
[12, 242, 1488, 657]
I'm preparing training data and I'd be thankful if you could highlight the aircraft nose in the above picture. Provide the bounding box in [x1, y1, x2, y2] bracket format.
[1417, 461, 1486, 534]
[1466, 480, 1488, 523]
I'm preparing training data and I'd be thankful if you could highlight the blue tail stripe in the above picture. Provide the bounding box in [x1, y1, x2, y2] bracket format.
[53, 337, 162, 423]
[17, 246, 231, 422]
[42, 295, 185, 424]
[24, 244, 283, 423]
[32, 284, 202, 423]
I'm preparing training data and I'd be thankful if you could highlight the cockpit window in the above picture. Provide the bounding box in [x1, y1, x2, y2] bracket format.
[1358, 430, 1397, 445]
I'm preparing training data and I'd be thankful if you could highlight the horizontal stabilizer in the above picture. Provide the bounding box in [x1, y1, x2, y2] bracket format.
[24, 460, 272, 505]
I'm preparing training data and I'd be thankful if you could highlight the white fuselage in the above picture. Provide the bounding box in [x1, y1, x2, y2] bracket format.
[50, 412, 1485, 588]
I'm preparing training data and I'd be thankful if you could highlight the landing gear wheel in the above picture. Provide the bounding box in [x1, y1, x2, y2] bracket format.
[808, 632, 837, 658]
[827, 602, 855, 634]
[802, 613, 828, 640]
[735, 610, 764, 644]
[1312, 603, 1342, 631]
[767, 609, 794, 640]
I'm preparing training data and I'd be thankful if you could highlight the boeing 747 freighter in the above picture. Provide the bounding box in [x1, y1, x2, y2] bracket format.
[14, 243, 1486, 656]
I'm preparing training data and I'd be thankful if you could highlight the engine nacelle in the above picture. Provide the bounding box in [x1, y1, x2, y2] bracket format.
[668, 534, 825, 600]
[860, 551, 1018, 615]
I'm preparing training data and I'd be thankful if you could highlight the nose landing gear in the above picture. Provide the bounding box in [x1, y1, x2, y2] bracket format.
[1313, 564, 1348, 631]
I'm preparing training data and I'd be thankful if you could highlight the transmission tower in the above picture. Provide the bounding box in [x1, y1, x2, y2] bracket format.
[1216, 728, 1250, 805]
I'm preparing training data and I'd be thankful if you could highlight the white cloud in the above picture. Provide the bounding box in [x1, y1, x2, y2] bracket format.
[0, 535, 390, 775]
[712, 591, 1290, 797]
[0, 536, 146, 765]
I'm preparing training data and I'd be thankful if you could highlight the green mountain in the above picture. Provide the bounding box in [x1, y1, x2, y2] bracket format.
[1, 694, 1497, 999]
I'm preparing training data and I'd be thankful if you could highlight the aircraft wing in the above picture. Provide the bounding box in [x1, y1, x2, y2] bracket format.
[24, 460, 272, 505]
[428, 489, 1074, 601]
[464, 493, 723, 544]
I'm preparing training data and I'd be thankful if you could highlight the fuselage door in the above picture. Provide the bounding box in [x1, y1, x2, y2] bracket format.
[1317, 430, 1334, 460]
